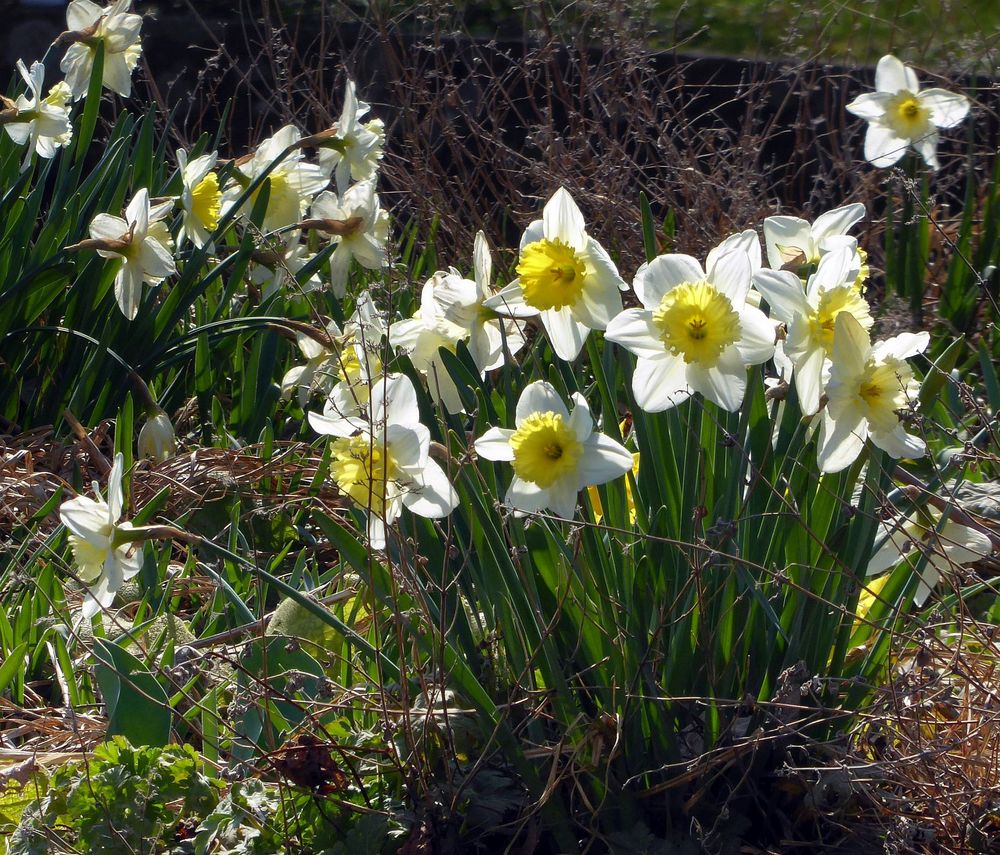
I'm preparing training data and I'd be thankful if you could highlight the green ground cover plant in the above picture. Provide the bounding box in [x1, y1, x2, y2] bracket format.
[0, 2, 998, 852]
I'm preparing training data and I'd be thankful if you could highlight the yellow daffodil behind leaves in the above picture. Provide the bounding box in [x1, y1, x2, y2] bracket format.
[587, 422, 640, 524]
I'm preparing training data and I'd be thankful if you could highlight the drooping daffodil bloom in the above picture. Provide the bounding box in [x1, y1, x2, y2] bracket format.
[817, 313, 928, 473]
[280, 319, 347, 406]
[420, 231, 527, 373]
[303, 180, 390, 297]
[389, 299, 470, 415]
[762, 203, 866, 274]
[137, 410, 177, 462]
[474, 381, 634, 519]
[867, 505, 993, 605]
[484, 188, 625, 361]
[1, 61, 73, 171]
[753, 245, 873, 415]
[83, 188, 175, 320]
[176, 148, 222, 248]
[60, 0, 143, 100]
[223, 125, 328, 233]
[308, 374, 458, 550]
[605, 244, 775, 412]
[846, 54, 970, 170]
[319, 79, 386, 193]
[58, 453, 143, 619]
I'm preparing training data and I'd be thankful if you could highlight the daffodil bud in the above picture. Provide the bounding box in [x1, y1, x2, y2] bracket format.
[138, 411, 176, 462]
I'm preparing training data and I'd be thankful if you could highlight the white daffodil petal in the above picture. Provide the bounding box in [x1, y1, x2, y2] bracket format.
[483, 281, 539, 318]
[605, 310, 666, 360]
[736, 306, 777, 364]
[864, 124, 908, 168]
[631, 355, 691, 412]
[401, 461, 458, 518]
[546, 477, 579, 520]
[870, 425, 926, 460]
[576, 434, 634, 490]
[687, 348, 747, 412]
[515, 381, 569, 424]
[506, 476, 548, 515]
[875, 54, 911, 94]
[751, 269, 809, 322]
[813, 203, 866, 242]
[818, 411, 868, 474]
[920, 88, 970, 129]
[542, 307, 589, 361]
[474, 427, 516, 461]
[543, 187, 587, 249]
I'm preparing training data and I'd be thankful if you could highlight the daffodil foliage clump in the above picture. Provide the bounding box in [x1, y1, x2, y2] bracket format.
[1, 6, 999, 850]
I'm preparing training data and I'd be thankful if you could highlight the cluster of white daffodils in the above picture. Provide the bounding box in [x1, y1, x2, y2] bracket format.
[308, 374, 458, 550]
[62, 76, 390, 318]
[847, 54, 970, 170]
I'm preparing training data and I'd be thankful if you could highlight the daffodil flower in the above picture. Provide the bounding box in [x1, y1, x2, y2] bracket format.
[484, 188, 625, 361]
[303, 180, 390, 297]
[224, 125, 328, 233]
[389, 306, 470, 415]
[59, 453, 144, 619]
[846, 55, 970, 170]
[176, 148, 222, 248]
[60, 0, 143, 100]
[420, 231, 527, 373]
[753, 246, 873, 414]
[762, 203, 866, 273]
[1, 61, 73, 171]
[474, 381, 634, 519]
[308, 374, 458, 550]
[319, 79, 386, 193]
[281, 319, 346, 406]
[867, 506, 993, 605]
[285, 292, 387, 422]
[817, 313, 928, 473]
[84, 188, 175, 320]
[605, 245, 775, 412]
